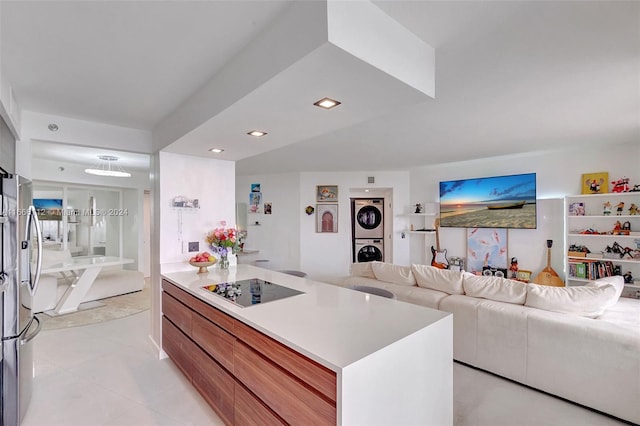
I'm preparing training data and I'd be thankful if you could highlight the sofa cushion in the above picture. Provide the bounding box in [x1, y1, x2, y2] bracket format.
[462, 272, 527, 305]
[402, 287, 449, 310]
[371, 263, 416, 286]
[524, 283, 618, 318]
[586, 275, 624, 308]
[350, 262, 378, 278]
[411, 264, 464, 294]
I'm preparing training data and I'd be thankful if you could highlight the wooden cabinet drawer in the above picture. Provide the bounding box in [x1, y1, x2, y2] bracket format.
[162, 317, 193, 381]
[191, 340, 235, 426]
[162, 292, 192, 336]
[234, 320, 336, 402]
[162, 279, 235, 334]
[192, 312, 235, 372]
[234, 341, 335, 425]
[234, 382, 285, 426]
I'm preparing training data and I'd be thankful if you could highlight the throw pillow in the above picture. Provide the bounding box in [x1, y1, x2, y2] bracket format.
[462, 272, 527, 304]
[586, 275, 624, 309]
[350, 262, 378, 278]
[524, 283, 618, 318]
[411, 264, 464, 294]
[371, 263, 416, 286]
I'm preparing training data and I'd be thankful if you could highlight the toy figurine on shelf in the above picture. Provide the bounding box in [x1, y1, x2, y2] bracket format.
[509, 257, 519, 279]
[630, 184, 640, 192]
[613, 221, 622, 232]
[611, 177, 630, 193]
[615, 202, 625, 215]
[603, 201, 612, 216]
[623, 271, 634, 284]
[629, 203, 638, 215]
[414, 203, 423, 213]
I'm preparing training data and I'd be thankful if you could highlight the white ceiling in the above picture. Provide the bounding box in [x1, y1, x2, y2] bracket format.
[2, 1, 639, 175]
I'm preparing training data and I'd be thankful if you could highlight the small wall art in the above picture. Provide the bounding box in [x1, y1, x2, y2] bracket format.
[251, 183, 261, 193]
[264, 202, 272, 214]
[581, 172, 609, 194]
[316, 185, 338, 202]
[466, 228, 507, 273]
[316, 203, 338, 233]
[249, 192, 262, 213]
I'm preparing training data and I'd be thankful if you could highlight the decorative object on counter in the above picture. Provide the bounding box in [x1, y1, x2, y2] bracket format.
[189, 251, 216, 274]
[414, 203, 423, 213]
[615, 201, 625, 215]
[316, 185, 338, 202]
[448, 256, 465, 272]
[206, 225, 238, 269]
[611, 177, 630, 193]
[602, 201, 612, 216]
[629, 203, 638, 215]
[623, 271, 634, 284]
[316, 203, 338, 232]
[581, 171, 608, 194]
[305, 205, 315, 215]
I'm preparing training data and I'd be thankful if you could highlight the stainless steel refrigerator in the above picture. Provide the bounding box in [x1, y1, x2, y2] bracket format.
[1, 172, 43, 425]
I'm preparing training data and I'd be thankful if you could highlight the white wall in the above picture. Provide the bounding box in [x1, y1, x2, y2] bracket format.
[235, 173, 301, 271]
[299, 171, 410, 283]
[159, 152, 236, 264]
[409, 141, 640, 279]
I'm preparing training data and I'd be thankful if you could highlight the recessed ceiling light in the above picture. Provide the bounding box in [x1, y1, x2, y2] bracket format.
[247, 130, 267, 137]
[313, 97, 341, 109]
[209, 148, 224, 153]
[48, 123, 59, 131]
[364, 189, 370, 192]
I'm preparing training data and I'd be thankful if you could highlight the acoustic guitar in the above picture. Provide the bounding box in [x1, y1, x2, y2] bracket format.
[532, 240, 565, 287]
[431, 218, 449, 269]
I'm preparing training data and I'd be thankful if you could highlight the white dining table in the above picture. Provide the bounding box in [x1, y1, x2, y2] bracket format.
[41, 256, 134, 315]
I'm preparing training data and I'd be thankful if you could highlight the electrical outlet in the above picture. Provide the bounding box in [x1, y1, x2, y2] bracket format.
[182, 241, 200, 253]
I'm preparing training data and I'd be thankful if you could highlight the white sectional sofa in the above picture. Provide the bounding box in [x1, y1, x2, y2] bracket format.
[340, 262, 640, 424]
[30, 248, 144, 313]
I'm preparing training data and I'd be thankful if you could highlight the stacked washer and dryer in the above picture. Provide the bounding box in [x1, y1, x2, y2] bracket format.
[352, 198, 384, 263]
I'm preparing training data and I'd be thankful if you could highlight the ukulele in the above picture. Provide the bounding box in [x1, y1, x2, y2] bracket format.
[532, 239, 564, 287]
[431, 218, 449, 269]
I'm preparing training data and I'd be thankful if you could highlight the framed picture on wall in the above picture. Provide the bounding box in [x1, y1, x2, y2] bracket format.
[581, 172, 609, 194]
[316, 204, 338, 233]
[316, 185, 338, 202]
[466, 228, 508, 273]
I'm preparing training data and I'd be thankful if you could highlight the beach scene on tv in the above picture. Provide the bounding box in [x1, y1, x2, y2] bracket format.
[439, 173, 537, 229]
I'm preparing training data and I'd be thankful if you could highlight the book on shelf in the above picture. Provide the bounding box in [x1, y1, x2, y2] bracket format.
[568, 202, 585, 216]
[568, 259, 618, 281]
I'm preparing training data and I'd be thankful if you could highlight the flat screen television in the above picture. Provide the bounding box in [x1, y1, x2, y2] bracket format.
[439, 173, 537, 229]
[33, 198, 63, 221]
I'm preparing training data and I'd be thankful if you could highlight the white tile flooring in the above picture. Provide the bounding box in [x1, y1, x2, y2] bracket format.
[23, 311, 627, 426]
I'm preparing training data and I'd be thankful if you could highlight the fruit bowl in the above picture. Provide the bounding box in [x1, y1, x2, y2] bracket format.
[189, 260, 216, 274]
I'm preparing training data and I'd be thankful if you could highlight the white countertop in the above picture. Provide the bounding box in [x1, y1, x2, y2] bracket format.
[161, 263, 450, 372]
[42, 256, 134, 273]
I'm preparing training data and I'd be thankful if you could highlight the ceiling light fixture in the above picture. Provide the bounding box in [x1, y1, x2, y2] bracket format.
[247, 130, 267, 137]
[313, 97, 341, 109]
[84, 155, 131, 178]
[209, 148, 224, 153]
[48, 123, 59, 131]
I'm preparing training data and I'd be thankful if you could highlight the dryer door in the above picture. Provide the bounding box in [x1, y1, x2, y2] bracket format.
[356, 244, 383, 263]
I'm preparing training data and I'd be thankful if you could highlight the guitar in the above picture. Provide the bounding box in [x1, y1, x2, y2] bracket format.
[431, 218, 449, 269]
[532, 240, 564, 287]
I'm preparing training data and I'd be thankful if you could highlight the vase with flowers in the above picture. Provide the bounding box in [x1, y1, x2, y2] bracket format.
[206, 226, 238, 269]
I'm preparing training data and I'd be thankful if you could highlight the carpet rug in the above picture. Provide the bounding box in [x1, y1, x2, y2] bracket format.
[37, 286, 150, 331]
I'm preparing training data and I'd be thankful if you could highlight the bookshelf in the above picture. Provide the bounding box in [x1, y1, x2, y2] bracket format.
[565, 192, 640, 293]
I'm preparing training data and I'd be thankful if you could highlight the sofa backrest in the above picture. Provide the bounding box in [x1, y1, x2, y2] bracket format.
[462, 272, 527, 304]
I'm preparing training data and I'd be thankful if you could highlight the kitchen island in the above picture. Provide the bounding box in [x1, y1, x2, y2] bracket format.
[161, 264, 452, 425]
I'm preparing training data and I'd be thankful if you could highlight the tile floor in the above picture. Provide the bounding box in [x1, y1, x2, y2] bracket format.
[23, 311, 627, 426]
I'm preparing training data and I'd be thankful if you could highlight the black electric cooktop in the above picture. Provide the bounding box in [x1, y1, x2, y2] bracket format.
[202, 278, 304, 307]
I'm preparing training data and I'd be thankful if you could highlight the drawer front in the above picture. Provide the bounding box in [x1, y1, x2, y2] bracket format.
[234, 382, 285, 426]
[235, 320, 336, 402]
[162, 279, 235, 334]
[162, 292, 192, 336]
[234, 341, 335, 425]
[192, 312, 235, 372]
[191, 340, 235, 426]
[162, 317, 193, 381]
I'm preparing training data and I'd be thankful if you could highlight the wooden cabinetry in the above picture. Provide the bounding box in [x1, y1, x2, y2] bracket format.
[565, 193, 640, 294]
[161, 279, 337, 425]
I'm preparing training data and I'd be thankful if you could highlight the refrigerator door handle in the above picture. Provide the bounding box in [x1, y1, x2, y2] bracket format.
[23, 205, 43, 296]
[20, 316, 41, 345]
